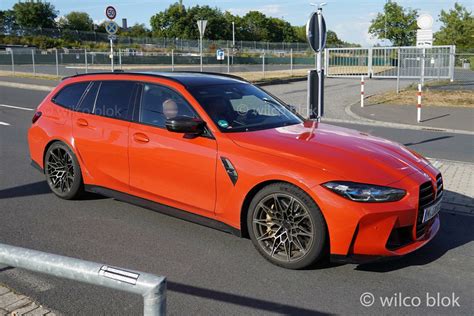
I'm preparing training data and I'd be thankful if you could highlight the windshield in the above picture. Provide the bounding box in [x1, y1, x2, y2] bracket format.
[189, 83, 303, 132]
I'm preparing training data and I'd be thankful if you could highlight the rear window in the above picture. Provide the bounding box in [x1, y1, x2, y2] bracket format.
[52, 82, 89, 109]
[94, 81, 136, 119]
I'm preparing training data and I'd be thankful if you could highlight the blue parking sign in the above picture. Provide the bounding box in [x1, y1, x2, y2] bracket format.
[216, 49, 225, 61]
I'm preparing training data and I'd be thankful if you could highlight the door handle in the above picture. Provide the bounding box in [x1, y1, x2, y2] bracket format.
[133, 133, 150, 143]
[76, 118, 88, 127]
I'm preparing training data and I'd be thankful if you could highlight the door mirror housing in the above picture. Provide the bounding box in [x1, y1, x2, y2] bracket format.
[165, 116, 206, 135]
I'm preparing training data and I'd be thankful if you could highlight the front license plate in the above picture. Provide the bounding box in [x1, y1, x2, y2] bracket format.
[423, 198, 442, 223]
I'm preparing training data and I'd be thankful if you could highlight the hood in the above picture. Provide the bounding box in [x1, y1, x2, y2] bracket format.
[227, 122, 429, 186]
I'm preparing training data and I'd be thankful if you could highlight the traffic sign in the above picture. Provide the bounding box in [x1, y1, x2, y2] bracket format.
[105, 6, 117, 20]
[108, 35, 117, 41]
[416, 14, 433, 48]
[105, 21, 119, 35]
[216, 49, 225, 61]
[197, 20, 208, 38]
[306, 10, 326, 53]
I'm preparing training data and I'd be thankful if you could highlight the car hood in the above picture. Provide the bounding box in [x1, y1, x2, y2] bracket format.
[227, 122, 429, 186]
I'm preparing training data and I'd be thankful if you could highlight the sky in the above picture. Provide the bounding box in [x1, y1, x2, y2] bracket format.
[1, 0, 472, 46]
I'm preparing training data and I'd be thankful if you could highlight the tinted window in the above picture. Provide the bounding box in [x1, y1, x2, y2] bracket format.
[94, 81, 136, 119]
[76, 81, 99, 114]
[139, 83, 197, 128]
[52, 82, 89, 109]
[190, 83, 302, 132]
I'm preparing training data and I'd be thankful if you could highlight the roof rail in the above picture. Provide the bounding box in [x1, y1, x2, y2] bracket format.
[61, 71, 185, 86]
[171, 71, 249, 83]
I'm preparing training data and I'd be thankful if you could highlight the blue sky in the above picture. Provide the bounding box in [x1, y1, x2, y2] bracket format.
[1, 0, 472, 45]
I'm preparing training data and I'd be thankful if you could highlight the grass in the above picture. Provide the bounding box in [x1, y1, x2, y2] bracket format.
[367, 83, 474, 108]
[0, 67, 310, 84]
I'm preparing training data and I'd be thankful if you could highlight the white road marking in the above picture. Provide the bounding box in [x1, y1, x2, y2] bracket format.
[0, 121, 10, 126]
[0, 104, 34, 111]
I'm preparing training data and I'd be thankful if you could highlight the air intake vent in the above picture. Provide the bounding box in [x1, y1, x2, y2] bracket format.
[221, 157, 238, 185]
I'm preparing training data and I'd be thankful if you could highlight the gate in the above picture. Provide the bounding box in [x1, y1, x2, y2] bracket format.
[326, 45, 455, 80]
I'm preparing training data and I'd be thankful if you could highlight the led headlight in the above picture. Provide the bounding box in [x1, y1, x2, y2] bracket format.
[322, 181, 406, 202]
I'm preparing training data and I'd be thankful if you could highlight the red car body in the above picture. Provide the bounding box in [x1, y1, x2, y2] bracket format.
[28, 72, 442, 262]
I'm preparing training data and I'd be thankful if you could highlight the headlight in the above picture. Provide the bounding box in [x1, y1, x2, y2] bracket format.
[322, 181, 406, 202]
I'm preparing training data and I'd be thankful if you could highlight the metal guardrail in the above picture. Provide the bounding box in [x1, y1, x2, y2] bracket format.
[0, 243, 166, 315]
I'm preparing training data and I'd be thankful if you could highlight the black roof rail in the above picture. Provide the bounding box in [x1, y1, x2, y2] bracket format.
[170, 71, 249, 83]
[61, 71, 186, 86]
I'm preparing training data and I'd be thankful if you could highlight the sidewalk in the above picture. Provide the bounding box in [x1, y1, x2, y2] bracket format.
[351, 103, 474, 132]
[0, 284, 55, 315]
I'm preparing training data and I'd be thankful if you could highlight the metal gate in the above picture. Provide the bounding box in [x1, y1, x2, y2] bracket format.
[326, 45, 455, 80]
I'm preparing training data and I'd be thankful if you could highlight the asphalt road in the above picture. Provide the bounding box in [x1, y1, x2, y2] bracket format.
[0, 85, 473, 315]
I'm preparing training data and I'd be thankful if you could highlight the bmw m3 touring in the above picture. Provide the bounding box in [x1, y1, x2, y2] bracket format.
[28, 72, 442, 269]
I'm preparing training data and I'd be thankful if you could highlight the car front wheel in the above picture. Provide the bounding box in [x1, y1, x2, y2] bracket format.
[247, 182, 327, 269]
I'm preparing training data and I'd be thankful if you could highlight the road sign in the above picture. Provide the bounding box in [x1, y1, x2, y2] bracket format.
[216, 49, 225, 61]
[306, 10, 326, 53]
[105, 6, 117, 20]
[416, 14, 433, 48]
[197, 20, 208, 38]
[108, 35, 117, 41]
[105, 21, 119, 35]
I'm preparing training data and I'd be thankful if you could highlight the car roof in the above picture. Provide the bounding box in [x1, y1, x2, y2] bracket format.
[64, 71, 249, 88]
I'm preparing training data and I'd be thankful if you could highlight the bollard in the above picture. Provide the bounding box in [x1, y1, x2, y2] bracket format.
[171, 49, 174, 72]
[55, 49, 59, 77]
[85, 49, 88, 73]
[360, 75, 365, 108]
[10, 50, 15, 75]
[227, 48, 230, 74]
[290, 48, 293, 76]
[262, 52, 265, 78]
[417, 84, 422, 123]
[32, 49, 36, 76]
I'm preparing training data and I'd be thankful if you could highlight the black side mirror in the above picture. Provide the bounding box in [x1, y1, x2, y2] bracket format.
[165, 116, 206, 135]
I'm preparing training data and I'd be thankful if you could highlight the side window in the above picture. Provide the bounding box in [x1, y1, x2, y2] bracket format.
[52, 82, 89, 109]
[94, 81, 136, 119]
[139, 83, 197, 128]
[76, 81, 99, 114]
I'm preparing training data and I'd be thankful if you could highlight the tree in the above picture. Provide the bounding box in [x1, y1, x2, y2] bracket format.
[120, 23, 151, 38]
[434, 3, 473, 50]
[12, 0, 57, 29]
[369, 1, 418, 46]
[0, 10, 18, 33]
[150, 2, 189, 38]
[59, 12, 93, 31]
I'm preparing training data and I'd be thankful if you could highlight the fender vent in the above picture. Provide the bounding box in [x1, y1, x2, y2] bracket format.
[221, 157, 238, 185]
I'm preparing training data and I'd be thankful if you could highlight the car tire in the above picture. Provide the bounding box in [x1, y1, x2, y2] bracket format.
[247, 182, 327, 269]
[44, 142, 84, 200]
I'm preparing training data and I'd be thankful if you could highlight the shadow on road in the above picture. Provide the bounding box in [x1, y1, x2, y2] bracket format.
[168, 281, 332, 315]
[0, 181, 107, 200]
[355, 190, 473, 273]
[404, 135, 453, 146]
[421, 113, 451, 123]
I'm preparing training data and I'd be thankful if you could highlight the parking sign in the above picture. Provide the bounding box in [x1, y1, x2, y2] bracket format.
[216, 49, 225, 61]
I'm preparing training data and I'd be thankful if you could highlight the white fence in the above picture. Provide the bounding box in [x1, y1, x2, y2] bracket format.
[325, 45, 455, 81]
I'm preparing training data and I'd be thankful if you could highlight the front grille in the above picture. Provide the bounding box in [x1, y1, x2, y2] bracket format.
[416, 174, 443, 238]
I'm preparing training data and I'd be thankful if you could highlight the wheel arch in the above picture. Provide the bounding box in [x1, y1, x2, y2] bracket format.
[239, 179, 326, 239]
[42, 138, 75, 168]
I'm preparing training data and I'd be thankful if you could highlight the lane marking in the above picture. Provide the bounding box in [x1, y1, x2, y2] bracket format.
[0, 121, 10, 126]
[0, 104, 34, 111]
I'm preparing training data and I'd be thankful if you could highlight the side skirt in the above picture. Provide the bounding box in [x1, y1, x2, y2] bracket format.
[84, 185, 242, 237]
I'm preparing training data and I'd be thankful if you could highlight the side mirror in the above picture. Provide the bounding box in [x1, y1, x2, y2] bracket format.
[165, 116, 206, 135]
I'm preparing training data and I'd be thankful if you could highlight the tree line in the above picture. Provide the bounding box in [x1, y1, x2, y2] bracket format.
[0, 1, 472, 50]
[0, 0, 356, 47]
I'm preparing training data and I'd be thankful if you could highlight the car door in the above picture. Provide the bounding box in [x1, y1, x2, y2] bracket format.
[128, 82, 217, 216]
[73, 80, 137, 192]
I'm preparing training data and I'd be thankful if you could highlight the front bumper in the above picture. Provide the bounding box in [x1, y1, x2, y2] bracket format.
[310, 169, 441, 259]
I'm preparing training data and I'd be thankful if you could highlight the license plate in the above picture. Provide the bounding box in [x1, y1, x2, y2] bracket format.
[423, 198, 442, 223]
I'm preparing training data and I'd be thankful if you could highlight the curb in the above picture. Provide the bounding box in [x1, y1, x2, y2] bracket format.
[337, 97, 474, 136]
[0, 81, 54, 92]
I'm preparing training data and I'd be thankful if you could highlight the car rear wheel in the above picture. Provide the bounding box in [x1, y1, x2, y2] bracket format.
[44, 142, 84, 200]
[247, 182, 327, 269]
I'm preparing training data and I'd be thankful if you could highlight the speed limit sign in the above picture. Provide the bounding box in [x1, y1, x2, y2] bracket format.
[105, 6, 117, 20]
